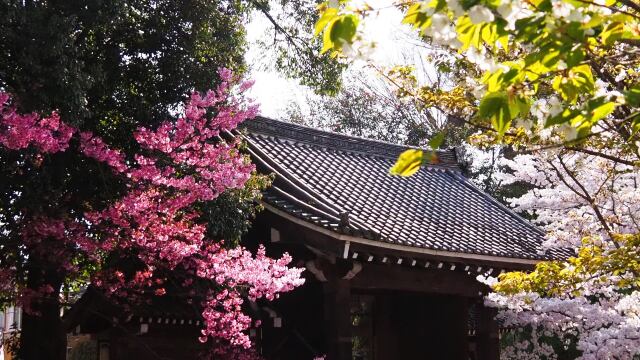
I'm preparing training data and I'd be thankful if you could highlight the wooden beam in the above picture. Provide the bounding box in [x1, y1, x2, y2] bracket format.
[351, 262, 488, 297]
[342, 262, 363, 280]
[263, 203, 539, 269]
[306, 259, 328, 282]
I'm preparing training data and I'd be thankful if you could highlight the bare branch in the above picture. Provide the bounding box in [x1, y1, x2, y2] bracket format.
[565, 147, 638, 167]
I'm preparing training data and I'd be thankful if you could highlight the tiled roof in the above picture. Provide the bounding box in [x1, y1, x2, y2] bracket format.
[239, 117, 563, 262]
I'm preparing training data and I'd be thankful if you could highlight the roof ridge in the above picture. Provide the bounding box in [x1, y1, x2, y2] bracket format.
[243, 116, 459, 169]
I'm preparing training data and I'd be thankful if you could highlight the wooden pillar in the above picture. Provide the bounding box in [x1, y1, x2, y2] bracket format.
[323, 279, 351, 360]
[452, 296, 470, 360]
[477, 305, 500, 360]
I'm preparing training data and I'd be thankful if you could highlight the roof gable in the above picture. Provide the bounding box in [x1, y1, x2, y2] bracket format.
[240, 117, 562, 262]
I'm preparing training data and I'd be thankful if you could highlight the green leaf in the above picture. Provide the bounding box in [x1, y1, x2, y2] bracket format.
[631, 113, 640, 135]
[552, 64, 594, 103]
[512, 95, 531, 118]
[403, 3, 430, 29]
[525, 60, 550, 82]
[502, 67, 522, 84]
[329, 14, 359, 48]
[428, 132, 445, 149]
[601, 22, 624, 46]
[315, 8, 339, 36]
[497, 34, 509, 51]
[530, 0, 551, 9]
[390, 149, 424, 177]
[456, 15, 484, 51]
[567, 22, 586, 39]
[321, 24, 336, 53]
[545, 108, 576, 127]
[566, 45, 585, 67]
[589, 100, 615, 122]
[481, 67, 508, 92]
[624, 84, 640, 107]
[546, 98, 616, 136]
[541, 49, 561, 68]
[571, 98, 615, 137]
[460, 0, 481, 8]
[478, 92, 513, 135]
[581, 13, 604, 29]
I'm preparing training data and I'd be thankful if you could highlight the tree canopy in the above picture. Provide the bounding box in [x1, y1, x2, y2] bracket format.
[0, 71, 304, 359]
[0, 1, 309, 358]
[315, 0, 640, 358]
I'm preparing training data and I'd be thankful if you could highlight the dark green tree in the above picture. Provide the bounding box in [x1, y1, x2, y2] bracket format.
[0, 0, 249, 142]
[0, 1, 271, 359]
[250, 0, 347, 95]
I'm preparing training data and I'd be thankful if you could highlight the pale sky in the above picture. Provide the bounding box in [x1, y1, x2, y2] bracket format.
[245, 1, 441, 118]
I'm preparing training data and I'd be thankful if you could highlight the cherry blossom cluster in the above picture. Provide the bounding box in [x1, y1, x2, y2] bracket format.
[193, 245, 304, 347]
[486, 289, 640, 359]
[0, 93, 74, 153]
[474, 136, 640, 358]
[0, 68, 304, 350]
[79, 131, 128, 173]
[188, 244, 304, 348]
[498, 148, 640, 249]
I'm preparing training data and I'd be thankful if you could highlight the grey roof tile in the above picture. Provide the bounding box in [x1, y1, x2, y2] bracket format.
[240, 117, 566, 261]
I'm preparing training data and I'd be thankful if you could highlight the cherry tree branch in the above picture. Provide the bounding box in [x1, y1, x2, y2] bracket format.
[565, 147, 638, 167]
[555, 155, 619, 246]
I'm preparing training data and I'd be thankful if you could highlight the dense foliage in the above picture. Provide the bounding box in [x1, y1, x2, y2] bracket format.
[314, 0, 640, 358]
[0, 1, 314, 358]
[0, 71, 304, 357]
[0, 0, 251, 143]
[251, 0, 347, 95]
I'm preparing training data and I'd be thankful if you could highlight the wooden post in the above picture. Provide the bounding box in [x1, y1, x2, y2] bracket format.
[477, 304, 500, 360]
[324, 279, 351, 360]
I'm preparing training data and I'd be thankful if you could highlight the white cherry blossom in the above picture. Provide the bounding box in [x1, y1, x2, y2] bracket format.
[497, 0, 531, 30]
[469, 5, 495, 24]
[446, 0, 465, 16]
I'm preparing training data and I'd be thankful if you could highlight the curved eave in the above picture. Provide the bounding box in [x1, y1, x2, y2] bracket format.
[262, 202, 541, 268]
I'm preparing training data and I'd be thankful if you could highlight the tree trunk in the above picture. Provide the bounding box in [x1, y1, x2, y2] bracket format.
[18, 262, 66, 360]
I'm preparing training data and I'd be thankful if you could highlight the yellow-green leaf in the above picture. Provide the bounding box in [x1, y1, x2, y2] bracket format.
[456, 15, 484, 51]
[590, 101, 616, 122]
[315, 7, 339, 36]
[390, 149, 424, 176]
[601, 22, 624, 46]
[428, 132, 445, 149]
[402, 3, 429, 28]
[552, 64, 594, 103]
[631, 114, 640, 135]
[329, 14, 359, 47]
[625, 84, 640, 107]
[478, 92, 513, 136]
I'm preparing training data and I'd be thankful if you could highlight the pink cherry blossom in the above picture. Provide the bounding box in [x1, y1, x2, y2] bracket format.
[0, 95, 75, 153]
[0, 68, 304, 351]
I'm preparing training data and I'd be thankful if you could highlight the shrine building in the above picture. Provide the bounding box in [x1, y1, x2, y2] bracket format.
[65, 117, 561, 360]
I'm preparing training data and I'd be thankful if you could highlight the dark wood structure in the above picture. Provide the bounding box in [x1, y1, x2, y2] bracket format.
[66, 117, 560, 360]
[237, 118, 560, 360]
